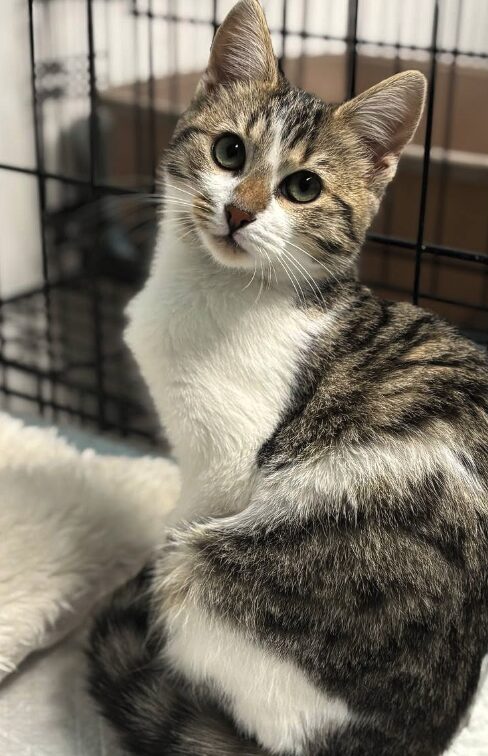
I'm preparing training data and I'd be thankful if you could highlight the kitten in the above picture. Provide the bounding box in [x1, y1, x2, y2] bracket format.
[87, 1, 488, 754]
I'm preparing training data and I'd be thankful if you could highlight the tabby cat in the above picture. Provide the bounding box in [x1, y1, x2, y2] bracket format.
[87, 1, 488, 754]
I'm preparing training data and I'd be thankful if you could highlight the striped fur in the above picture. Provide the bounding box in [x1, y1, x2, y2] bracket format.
[88, 2, 488, 755]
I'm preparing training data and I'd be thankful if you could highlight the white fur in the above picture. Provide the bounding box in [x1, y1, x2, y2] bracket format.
[164, 601, 352, 755]
[268, 118, 285, 181]
[125, 229, 337, 524]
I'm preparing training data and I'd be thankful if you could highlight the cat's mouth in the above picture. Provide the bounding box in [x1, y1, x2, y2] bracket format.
[207, 232, 249, 264]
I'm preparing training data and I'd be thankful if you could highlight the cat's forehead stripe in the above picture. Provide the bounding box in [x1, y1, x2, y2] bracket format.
[244, 88, 330, 164]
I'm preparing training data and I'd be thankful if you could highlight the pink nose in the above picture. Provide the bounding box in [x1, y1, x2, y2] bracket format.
[225, 204, 256, 234]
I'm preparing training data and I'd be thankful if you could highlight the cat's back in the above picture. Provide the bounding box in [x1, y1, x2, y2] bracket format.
[259, 287, 488, 478]
[252, 291, 488, 750]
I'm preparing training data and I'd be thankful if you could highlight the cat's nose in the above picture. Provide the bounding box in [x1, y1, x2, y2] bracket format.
[225, 204, 256, 234]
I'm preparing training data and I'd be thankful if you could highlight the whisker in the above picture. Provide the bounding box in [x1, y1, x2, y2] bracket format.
[163, 196, 197, 208]
[242, 259, 257, 291]
[275, 255, 302, 303]
[259, 247, 275, 292]
[253, 257, 265, 306]
[281, 247, 327, 309]
[261, 238, 310, 304]
[162, 181, 196, 199]
[273, 249, 304, 303]
[174, 227, 198, 244]
[282, 255, 307, 304]
[164, 175, 198, 194]
[161, 210, 194, 218]
[285, 237, 346, 283]
[258, 229, 340, 282]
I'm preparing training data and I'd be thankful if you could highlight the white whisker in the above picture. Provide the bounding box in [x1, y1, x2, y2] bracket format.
[281, 247, 327, 309]
[163, 181, 198, 199]
[253, 257, 265, 306]
[259, 247, 275, 291]
[242, 259, 257, 291]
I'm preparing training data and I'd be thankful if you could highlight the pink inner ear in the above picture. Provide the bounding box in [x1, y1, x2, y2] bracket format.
[362, 131, 403, 176]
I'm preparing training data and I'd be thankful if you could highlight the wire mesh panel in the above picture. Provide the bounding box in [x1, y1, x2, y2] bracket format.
[0, 0, 487, 441]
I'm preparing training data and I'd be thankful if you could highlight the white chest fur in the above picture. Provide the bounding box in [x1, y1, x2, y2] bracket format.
[125, 231, 330, 521]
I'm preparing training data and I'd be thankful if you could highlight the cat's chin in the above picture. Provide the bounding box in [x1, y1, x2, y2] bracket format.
[199, 230, 254, 271]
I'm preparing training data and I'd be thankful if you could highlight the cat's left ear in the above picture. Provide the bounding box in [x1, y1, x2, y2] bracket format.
[336, 71, 427, 193]
[199, 0, 279, 91]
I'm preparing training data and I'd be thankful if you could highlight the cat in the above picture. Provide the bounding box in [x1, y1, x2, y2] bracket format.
[87, 1, 488, 754]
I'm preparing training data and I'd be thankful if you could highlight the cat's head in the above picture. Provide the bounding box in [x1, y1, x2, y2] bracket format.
[163, 0, 426, 285]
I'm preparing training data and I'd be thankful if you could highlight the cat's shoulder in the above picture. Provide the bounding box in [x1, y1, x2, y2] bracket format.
[258, 286, 488, 469]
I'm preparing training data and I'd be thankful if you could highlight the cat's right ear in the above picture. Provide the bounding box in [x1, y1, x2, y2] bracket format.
[198, 0, 279, 92]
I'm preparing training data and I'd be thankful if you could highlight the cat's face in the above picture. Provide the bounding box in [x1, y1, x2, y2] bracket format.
[163, 0, 426, 286]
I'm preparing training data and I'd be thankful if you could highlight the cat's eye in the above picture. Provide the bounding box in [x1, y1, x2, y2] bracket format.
[212, 133, 246, 171]
[281, 171, 322, 204]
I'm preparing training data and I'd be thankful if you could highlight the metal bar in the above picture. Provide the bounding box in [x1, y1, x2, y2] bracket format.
[433, 0, 463, 251]
[167, 0, 180, 123]
[132, 0, 145, 184]
[418, 292, 488, 313]
[0, 385, 155, 440]
[380, 0, 405, 280]
[296, 0, 310, 87]
[0, 163, 147, 194]
[86, 0, 106, 429]
[279, 0, 288, 69]
[422, 245, 488, 265]
[28, 0, 54, 416]
[87, 0, 98, 187]
[412, 1, 439, 305]
[147, 0, 157, 188]
[212, 0, 219, 35]
[0, 355, 145, 412]
[346, 0, 359, 98]
[367, 233, 488, 265]
[0, 276, 80, 307]
[128, 8, 488, 62]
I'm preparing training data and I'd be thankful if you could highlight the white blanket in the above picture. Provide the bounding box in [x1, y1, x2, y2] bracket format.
[0, 413, 486, 755]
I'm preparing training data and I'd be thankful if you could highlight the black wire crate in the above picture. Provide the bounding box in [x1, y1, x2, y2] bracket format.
[1, 0, 488, 439]
[0, 275, 158, 439]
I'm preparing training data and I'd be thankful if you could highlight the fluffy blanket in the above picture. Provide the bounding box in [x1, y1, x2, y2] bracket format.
[0, 412, 486, 755]
[0, 413, 180, 679]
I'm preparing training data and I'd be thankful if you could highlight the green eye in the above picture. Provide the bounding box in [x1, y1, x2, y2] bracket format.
[281, 171, 322, 203]
[212, 133, 246, 171]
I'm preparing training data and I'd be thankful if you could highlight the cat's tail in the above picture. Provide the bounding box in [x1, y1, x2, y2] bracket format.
[86, 568, 268, 756]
